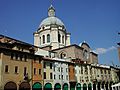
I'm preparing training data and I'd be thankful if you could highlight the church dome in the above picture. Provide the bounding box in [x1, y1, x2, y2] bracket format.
[39, 17, 64, 27]
[38, 5, 65, 28]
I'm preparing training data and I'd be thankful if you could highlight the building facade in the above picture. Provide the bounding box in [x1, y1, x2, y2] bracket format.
[0, 3, 120, 90]
[52, 43, 98, 64]
[52, 58, 69, 90]
[0, 35, 120, 90]
[0, 35, 34, 90]
[32, 55, 43, 90]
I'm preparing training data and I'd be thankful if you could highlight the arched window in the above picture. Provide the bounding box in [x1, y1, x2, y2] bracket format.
[60, 52, 66, 59]
[43, 35, 45, 44]
[19, 82, 30, 90]
[4, 81, 17, 90]
[62, 35, 64, 44]
[58, 34, 61, 43]
[32, 82, 42, 90]
[47, 34, 50, 43]
[44, 83, 52, 90]
[40, 37, 41, 45]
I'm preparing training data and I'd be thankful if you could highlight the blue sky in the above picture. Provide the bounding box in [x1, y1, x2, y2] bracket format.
[0, 0, 120, 65]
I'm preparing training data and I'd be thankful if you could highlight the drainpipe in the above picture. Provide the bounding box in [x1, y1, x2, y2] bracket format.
[42, 59, 44, 90]
[31, 55, 34, 90]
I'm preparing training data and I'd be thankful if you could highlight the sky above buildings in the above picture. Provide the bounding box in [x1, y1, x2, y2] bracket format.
[0, 0, 120, 65]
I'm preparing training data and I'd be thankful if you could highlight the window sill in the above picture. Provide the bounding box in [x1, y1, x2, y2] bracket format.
[5, 72, 9, 74]
[14, 73, 19, 74]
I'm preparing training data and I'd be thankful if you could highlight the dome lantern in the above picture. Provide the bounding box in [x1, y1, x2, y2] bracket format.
[48, 5, 55, 17]
[38, 5, 65, 29]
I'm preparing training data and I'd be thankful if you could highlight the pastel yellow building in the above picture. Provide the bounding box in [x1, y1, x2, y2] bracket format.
[0, 35, 34, 90]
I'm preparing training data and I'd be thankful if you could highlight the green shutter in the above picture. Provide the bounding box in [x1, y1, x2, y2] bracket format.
[88, 83, 92, 87]
[88, 83, 92, 90]
[70, 86, 75, 90]
[76, 83, 81, 90]
[45, 83, 52, 89]
[33, 83, 42, 89]
[55, 84, 61, 89]
[83, 84, 87, 90]
[77, 83, 81, 87]
[63, 84, 68, 90]
[83, 84, 87, 87]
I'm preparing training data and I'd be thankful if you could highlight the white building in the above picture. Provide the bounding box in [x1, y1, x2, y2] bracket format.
[35, 48, 55, 58]
[75, 63, 92, 90]
[52, 58, 69, 89]
[34, 5, 71, 50]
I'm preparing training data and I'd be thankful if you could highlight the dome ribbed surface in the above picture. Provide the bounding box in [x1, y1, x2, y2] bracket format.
[39, 17, 64, 28]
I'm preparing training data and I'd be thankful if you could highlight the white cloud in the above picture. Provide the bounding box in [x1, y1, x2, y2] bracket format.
[93, 46, 116, 55]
